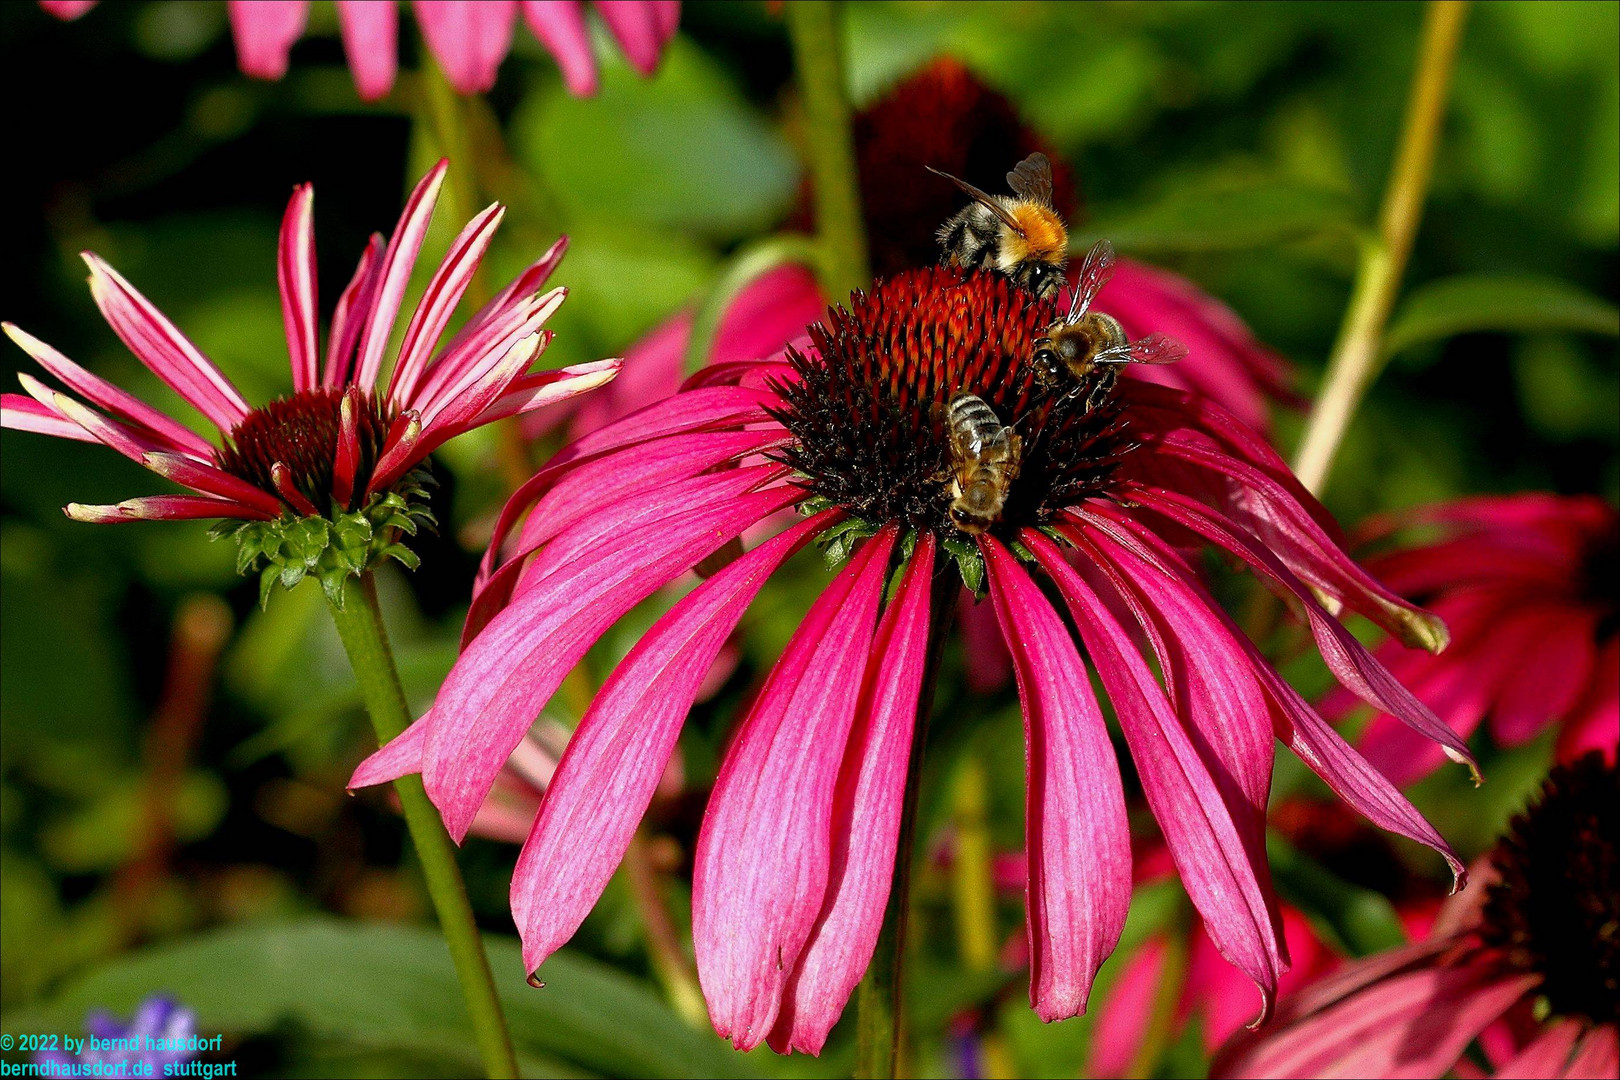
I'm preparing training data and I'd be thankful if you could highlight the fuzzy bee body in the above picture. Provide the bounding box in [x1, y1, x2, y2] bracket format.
[931, 153, 1068, 300]
[1030, 240, 1187, 404]
[944, 393, 1022, 534]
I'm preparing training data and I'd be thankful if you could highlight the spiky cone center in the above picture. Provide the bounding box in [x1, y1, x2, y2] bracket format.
[216, 388, 394, 512]
[772, 267, 1133, 556]
[1478, 754, 1618, 1026]
[210, 388, 433, 607]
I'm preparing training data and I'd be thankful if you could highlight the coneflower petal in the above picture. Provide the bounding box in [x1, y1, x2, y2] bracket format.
[511, 510, 838, 977]
[334, 0, 399, 102]
[227, 0, 308, 80]
[5, 323, 214, 456]
[1566, 1025, 1620, 1079]
[352, 160, 448, 391]
[596, 0, 663, 75]
[65, 494, 272, 523]
[520, 1, 597, 97]
[349, 710, 431, 790]
[982, 536, 1131, 1023]
[693, 528, 896, 1050]
[769, 533, 936, 1055]
[473, 357, 622, 424]
[1038, 536, 1284, 1025]
[324, 234, 385, 389]
[424, 484, 800, 841]
[81, 254, 251, 430]
[2, 392, 96, 442]
[413, 0, 517, 95]
[277, 183, 320, 393]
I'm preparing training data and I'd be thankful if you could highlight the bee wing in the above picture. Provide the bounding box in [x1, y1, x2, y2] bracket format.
[1006, 153, 1054, 206]
[1093, 333, 1188, 366]
[926, 165, 1025, 234]
[1065, 239, 1116, 322]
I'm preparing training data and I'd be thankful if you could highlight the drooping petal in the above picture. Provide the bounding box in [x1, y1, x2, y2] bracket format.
[277, 183, 320, 393]
[352, 161, 448, 391]
[511, 510, 837, 976]
[335, 0, 399, 101]
[413, 0, 519, 95]
[770, 533, 936, 1055]
[982, 536, 1132, 1022]
[1033, 529, 1285, 1023]
[82, 254, 251, 431]
[1085, 935, 1173, 1078]
[1558, 637, 1618, 765]
[1120, 484, 1478, 779]
[40, 1, 98, 19]
[520, 0, 597, 96]
[596, 0, 663, 75]
[693, 528, 896, 1050]
[228, 0, 309, 80]
[425, 484, 798, 841]
[1487, 611, 1597, 746]
[349, 711, 432, 790]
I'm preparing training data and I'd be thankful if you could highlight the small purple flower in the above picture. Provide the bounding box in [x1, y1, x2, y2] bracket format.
[36, 996, 200, 1075]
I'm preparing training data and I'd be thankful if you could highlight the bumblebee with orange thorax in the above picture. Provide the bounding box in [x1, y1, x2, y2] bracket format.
[930, 153, 1069, 300]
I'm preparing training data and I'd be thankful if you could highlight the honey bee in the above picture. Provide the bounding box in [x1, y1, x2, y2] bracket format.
[1029, 239, 1187, 402]
[930, 153, 1068, 300]
[944, 392, 1022, 534]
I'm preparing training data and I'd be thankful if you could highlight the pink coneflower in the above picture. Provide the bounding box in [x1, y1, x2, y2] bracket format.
[354, 264, 1472, 1053]
[1325, 494, 1618, 785]
[0, 160, 616, 601]
[41, 1, 678, 100]
[1215, 754, 1618, 1080]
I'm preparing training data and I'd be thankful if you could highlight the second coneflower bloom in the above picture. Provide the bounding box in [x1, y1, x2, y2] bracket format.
[355, 265, 1472, 1053]
[0, 160, 617, 601]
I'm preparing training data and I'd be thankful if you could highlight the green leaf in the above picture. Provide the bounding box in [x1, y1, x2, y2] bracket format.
[1076, 180, 1355, 253]
[1384, 273, 1620, 358]
[4, 918, 752, 1079]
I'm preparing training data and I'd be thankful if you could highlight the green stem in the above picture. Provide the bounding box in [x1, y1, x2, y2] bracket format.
[682, 234, 824, 377]
[327, 575, 520, 1080]
[784, 0, 870, 300]
[855, 569, 956, 1079]
[1291, 0, 1468, 494]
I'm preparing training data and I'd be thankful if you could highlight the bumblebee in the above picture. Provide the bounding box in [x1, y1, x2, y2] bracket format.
[1029, 240, 1186, 403]
[931, 153, 1068, 300]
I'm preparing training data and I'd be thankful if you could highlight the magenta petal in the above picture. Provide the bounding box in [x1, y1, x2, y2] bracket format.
[1120, 485, 1478, 779]
[349, 711, 432, 789]
[413, 0, 519, 95]
[1085, 936, 1172, 1078]
[228, 0, 308, 80]
[425, 484, 798, 841]
[1, 392, 96, 441]
[769, 533, 937, 1055]
[5, 323, 213, 456]
[474, 358, 622, 423]
[82, 254, 251, 431]
[277, 183, 320, 393]
[41, 1, 98, 19]
[388, 202, 505, 407]
[595, 0, 662, 75]
[521, 0, 597, 96]
[1489, 612, 1597, 746]
[324, 233, 385, 389]
[693, 528, 897, 1050]
[352, 161, 448, 391]
[335, 0, 399, 101]
[511, 510, 836, 976]
[1566, 1026, 1619, 1080]
[982, 536, 1131, 1022]
[1029, 530, 1284, 1023]
[1494, 1020, 1583, 1079]
[65, 495, 269, 523]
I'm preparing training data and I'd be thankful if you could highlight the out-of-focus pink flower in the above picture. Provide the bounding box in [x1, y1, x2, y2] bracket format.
[1, 160, 616, 531]
[1215, 755, 1618, 1080]
[1323, 494, 1619, 785]
[42, 1, 678, 101]
[353, 265, 1468, 1053]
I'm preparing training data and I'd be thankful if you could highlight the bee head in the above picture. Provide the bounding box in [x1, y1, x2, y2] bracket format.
[948, 502, 993, 534]
[1029, 345, 1065, 388]
[1016, 259, 1065, 300]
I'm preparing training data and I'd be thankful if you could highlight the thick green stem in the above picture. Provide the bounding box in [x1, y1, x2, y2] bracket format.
[1292, 0, 1468, 494]
[327, 575, 520, 1080]
[855, 570, 956, 1079]
[785, 0, 870, 300]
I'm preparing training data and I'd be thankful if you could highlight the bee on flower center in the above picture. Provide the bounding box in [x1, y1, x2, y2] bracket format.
[931, 153, 1069, 300]
[943, 392, 1022, 535]
[1029, 239, 1188, 407]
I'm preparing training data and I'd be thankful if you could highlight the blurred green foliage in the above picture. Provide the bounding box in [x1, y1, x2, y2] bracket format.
[1, 2, 1615, 1078]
